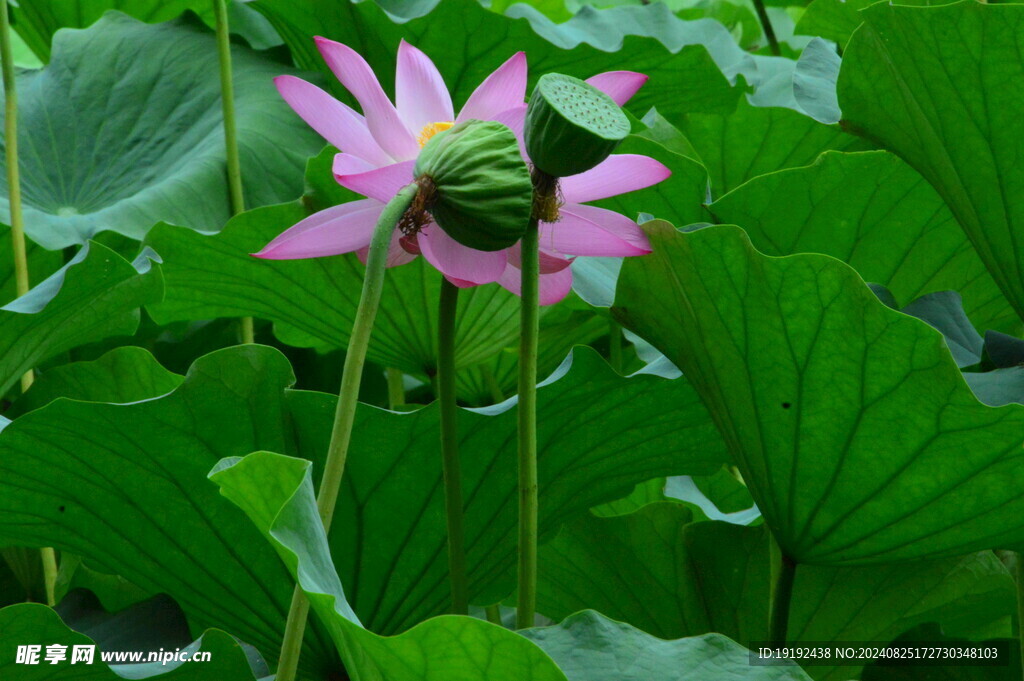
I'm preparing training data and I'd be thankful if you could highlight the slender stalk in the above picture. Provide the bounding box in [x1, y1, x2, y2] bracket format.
[212, 0, 254, 344]
[769, 553, 796, 645]
[385, 368, 405, 409]
[437, 277, 468, 614]
[214, 0, 244, 215]
[275, 588, 311, 681]
[1, 1, 29, 384]
[515, 212, 541, 630]
[485, 604, 503, 626]
[40, 549, 56, 606]
[752, 0, 781, 56]
[1, 0, 56, 607]
[608, 319, 623, 372]
[274, 184, 418, 681]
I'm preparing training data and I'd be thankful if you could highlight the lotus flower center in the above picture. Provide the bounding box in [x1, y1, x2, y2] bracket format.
[417, 121, 454, 147]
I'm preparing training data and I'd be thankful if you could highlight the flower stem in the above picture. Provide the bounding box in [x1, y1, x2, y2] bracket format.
[769, 553, 796, 645]
[273, 184, 418, 681]
[212, 0, 254, 344]
[516, 203, 542, 630]
[385, 368, 405, 409]
[437, 277, 468, 614]
[752, 0, 781, 56]
[485, 604, 503, 626]
[1, 0, 56, 608]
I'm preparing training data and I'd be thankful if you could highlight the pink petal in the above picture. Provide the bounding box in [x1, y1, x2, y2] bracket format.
[315, 37, 418, 161]
[253, 199, 383, 260]
[356, 229, 418, 268]
[586, 71, 648, 106]
[560, 155, 671, 203]
[274, 76, 392, 168]
[332, 153, 377, 175]
[497, 262, 573, 305]
[539, 205, 651, 257]
[333, 159, 415, 203]
[456, 52, 527, 122]
[492, 104, 528, 159]
[506, 242, 573, 274]
[418, 225, 507, 285]
[396, 40, 455, 134]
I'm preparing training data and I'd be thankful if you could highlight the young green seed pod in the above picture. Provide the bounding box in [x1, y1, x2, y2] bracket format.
[413, 119, 533, 252]
[524, 73, 630, 178]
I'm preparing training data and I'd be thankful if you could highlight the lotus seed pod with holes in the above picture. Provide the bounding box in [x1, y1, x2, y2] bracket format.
[524, 73, 630, 178]
[413, 119, 533, 252]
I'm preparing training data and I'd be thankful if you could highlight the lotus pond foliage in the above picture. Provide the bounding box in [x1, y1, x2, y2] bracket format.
[0, 0, 1022, 680]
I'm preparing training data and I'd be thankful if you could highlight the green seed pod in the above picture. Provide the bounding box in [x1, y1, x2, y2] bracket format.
[413, 119, 533, 252]
[524, 73, 630, 178]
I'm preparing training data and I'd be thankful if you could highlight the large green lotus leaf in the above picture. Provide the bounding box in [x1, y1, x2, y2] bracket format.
[495, 0, 764, 50]
[791, 37, 841, 125]
[252, 0, 744, 119]
[682, 98, 864, 198]
[689, 465, 755, 514]
[455, 308, 606, 405]
[212, 451, 568, 681]
[789, 552, 1015, 681]
[837, 1, 1024, 324]
[9, 346, 183, 417]
[709, 151, 1015, 333]
[522, 611, 812, 681]
[590, 476, 669, 518]
[12, 0, 279, 62]
[613, 222, 1024, 564]
[794, 0, 875, 46]
[795, 0, 938, 48]
[862, 626, 1019, 681]
[0, 344, 725, 666]
[0, 603, 259, 680]
[12, 30, 42, 68]
[0, 346, 338, 677]
[536, 503, 769, 642]
[0, 241, 162, 398]
[0, 12, 321, 250]
[12, 1, 212, 61]
[537, 505, 1013, 680]
[0, 226, 62, 304]
[145, 203, 523, 375]
[296, 347, 728, 632]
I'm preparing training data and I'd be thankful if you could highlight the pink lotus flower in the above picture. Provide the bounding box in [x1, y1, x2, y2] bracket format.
[254, 38, 670, 304]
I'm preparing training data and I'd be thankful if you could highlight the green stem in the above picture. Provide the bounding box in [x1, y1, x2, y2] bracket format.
[214, 0, 244, 215]
[485, 604, 503, 626]
[1, 0, 55, 606]
[438, 277, 468, 614]
[608, 319, 623, 372]
[40, 549, 57, 606]
[751, 0, 781, 56]
[515, 211, 541, 630]
[1, 2, 29, 383]
[212, 0, 254, 344]
[386, 368, 405, 409]
[769, 553, 796, 645]
[273, 184, 418, 681]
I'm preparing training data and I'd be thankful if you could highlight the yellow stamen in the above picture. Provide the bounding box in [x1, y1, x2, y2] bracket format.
[418, 121, 454, 147]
